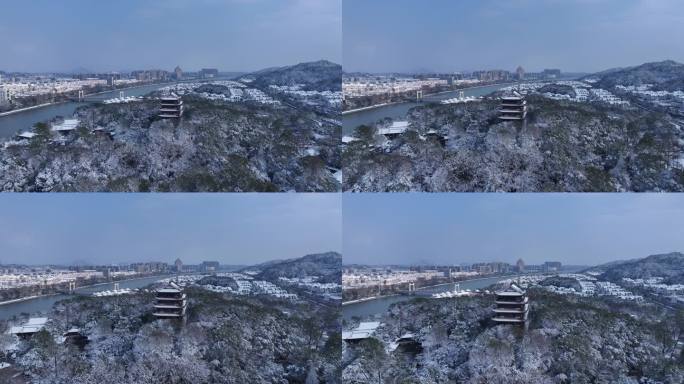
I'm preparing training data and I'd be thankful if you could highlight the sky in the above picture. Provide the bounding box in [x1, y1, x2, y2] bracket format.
[343, 194, 684, 266]
[343, 0, 684, 73]
[0, 194, 341, 266]
[0, 0, 341, 73]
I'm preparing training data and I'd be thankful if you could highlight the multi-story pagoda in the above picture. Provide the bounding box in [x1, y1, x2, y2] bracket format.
[499, 92, 527, 121]
[159, 93, 183, 118]
[153, 284, 187, 319]
[493, 284, 529, 324]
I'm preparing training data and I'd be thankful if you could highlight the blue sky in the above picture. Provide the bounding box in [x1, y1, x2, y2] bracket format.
[343, 194, 684, 266]
[343, 0, 684, 73]
[0, 0, 341, 73]
[0, 194, 341, 266]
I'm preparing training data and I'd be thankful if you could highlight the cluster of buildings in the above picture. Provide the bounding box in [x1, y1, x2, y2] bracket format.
[269, 84, 342, 107]
[343, 260, 565, 290]
[0, 260, 231, 295]
[500, 80, 630, 106]
[132, 67, 217, 82]
[160, 272, 301, 301]
[159, 81, 244, 101]
[615, 84, 684, 112]
[616, 84, 684, 101]
[343, 268, 445, 289]
[594, 281, 643, 301]
[342, 67, 564, 101]
[342, 76, 449, 98]
[158, 80, 279, 105]
[621, 277, 684, 304]
[0, 85, 12, 106]
[252, 280, 298, 299]
[0, 70, 169, 103]
[0, 77, 104, 100]
[590, 88, 630, 106]
[0, 269, 106, 290]
[131, 69, 170, 82]
[0, 66, 223, 111]
[278, 276, 341, 293]
[501, 272, 645, 301]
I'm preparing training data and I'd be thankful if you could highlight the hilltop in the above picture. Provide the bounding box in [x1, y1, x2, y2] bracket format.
[591, 60, 684, 91]
[252, 251, 342, 284]
[592, 252, 684, 284]
[247, 60, 342, 91]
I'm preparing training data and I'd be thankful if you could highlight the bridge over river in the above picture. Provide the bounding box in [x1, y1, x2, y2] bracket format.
[0, 275, 169, 321]
[342, 275, 509, 321]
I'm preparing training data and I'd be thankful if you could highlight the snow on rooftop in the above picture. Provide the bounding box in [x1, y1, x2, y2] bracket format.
[26, 317, 48, 326]
[356, 321, 380, 331]
[51, 119, 80, 132]
[342, 321, 381, 341]
[157, 288, 182, 293]
[17, 132, 37, 139]
[9, 317, 48, 335]
[378, 121, 409, 135]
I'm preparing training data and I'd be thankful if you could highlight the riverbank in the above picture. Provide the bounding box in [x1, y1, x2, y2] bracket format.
[0, 274, 171, 307]
[0, 293, 60, 306]
[341, 81, 517, 115]
[342, 294, 399, 306]
[0, 102, 64, 117]
[341, 274, 512, 305]
[0, 81, 176, 119]
[342, 101, 403, 115]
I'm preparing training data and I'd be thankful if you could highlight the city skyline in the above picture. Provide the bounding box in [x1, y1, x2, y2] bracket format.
[342, 194, 684, 266]
[343, 0, 684, 73]
[0, 194, 341, 265]
[0, 0, 341, 73]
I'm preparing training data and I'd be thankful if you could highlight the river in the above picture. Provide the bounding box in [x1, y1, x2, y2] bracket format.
[0, 83, 175, 139]
[342, 83, 514, 136]
[0, 275, 170, 321]
[342, 275, 509, 321]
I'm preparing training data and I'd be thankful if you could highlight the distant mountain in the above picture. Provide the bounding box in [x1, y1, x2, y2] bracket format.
[250, 251, 341, 283]
[247, 60, 341, 91]
[597, 252, 684, 284]
[590, 60, 684, 91]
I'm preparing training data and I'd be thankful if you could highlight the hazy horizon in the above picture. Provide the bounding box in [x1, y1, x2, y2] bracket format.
[0, 194, 341, 266]
[343, 194, 684, 266]
[0, 0, 341, 73]
[343, 0, 684, 74]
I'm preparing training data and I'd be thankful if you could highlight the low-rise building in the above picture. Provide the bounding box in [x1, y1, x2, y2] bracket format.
[9, 317, 48, 338]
